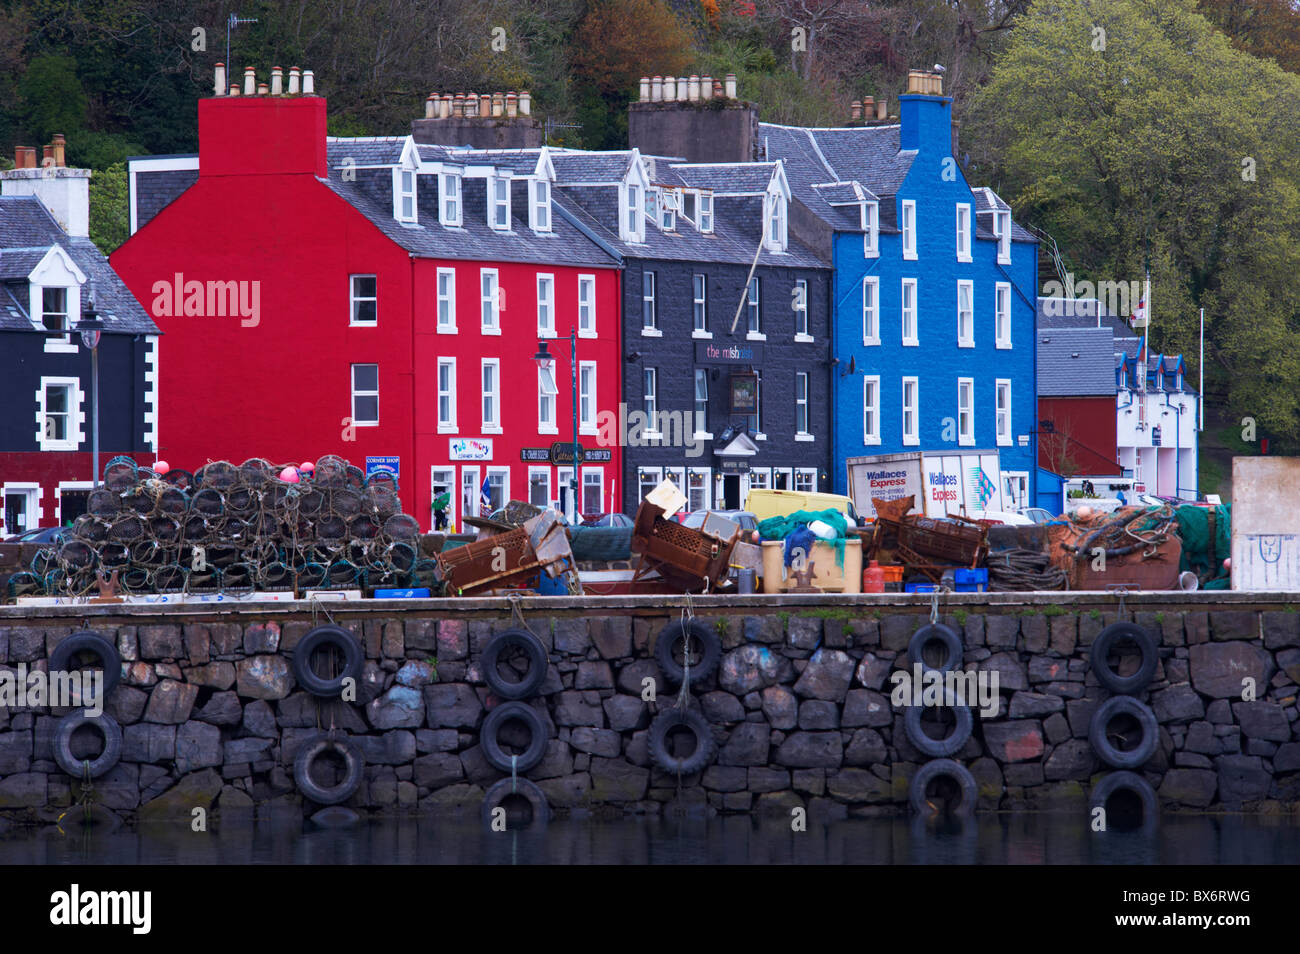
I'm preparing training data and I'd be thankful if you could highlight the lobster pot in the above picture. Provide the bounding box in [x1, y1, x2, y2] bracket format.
[153, 564, 189, 592]
[387, 541, 417, 571]
[384, 514, 420, 541]
[135, 540, 172, 567]
[344, 464, 365, 489]
[205, 544, 240, 568]
[224, 485, 258, 517]
[124, 487, 156, 515]
[136, 467, 160, 482]
[330, 487, 363, 518]
[190, 487, 226, 517]
[297, 562, 328, 588]
[245, 541, 281, 567]
[99, 542, 131, 569]
[108, 514, 145, 541]
[161, 468, 194, 491]
[239, 458, 276, 486]
[324, 560, 359, 586]
[258, 561, 293, 589]
[58, 538, 98, 570]
[71, 515, 109, 543]
[188, 565, 221, 591]
[30, 547, 58, 576]
[243, 510, 279, 538]
[87, 488, 122, 518]
[149, 515, 182, 543]
[365, 469, 399, 492]
[154, 486, 188, 515]
[317, 513, 347, 541]
[349, 514, 381, 540]
[196, 460, 240, 491]
[314, 455, 350, 486]
[182, 514, 210, 541]
[265, 482, 295, 511]
[120, 567, 152, 591]
[222, 562, 255, 593]
[368, 567, 410, 588]
[297, 487, 326, 516]
[103, 455, 139, 491]
[7, 572, 44, 600]
[364, 484, 399, 519]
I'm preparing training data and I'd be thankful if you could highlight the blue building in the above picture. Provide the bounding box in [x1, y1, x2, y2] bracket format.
[760, 71, 1041, 510]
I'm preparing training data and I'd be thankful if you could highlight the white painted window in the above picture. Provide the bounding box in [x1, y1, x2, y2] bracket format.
[698, 192, 714, 232]
[753, 372, 764, 439]
[795, 371, 810, 437]
[397, 169, 416, 223]
[958, 378, 975, 446]
[794, 279, 810, 338]
[995, 282, 1011, 349]
[660, 189, 676, 230]
[862, 375, 880, 445]
[528, 467, 551, 507]
[482, 359, 500, 432]
[765, 192, 787, 250]
[749, 469, 770, 491]
[862, 276, 879, 345]
[530, 179, 551, 231]
[693, 274, 708, 334]
[583, 469, 604, 515]
[682, 191, 697, 224]
[431, 467, 456, 531]
[901, 200, 917, 259]
[643, 368, 658, 424]
[957, 280, 974, 347]
[956, 203, 971, 261]
[42, 287, 69, 335]
[625, 183, 643, 241]
[694, 369, 709, 436]
[485, 467, 509, 513]
[997, 210, 1011, 263]
[688, 468, 711, 511]
[538, 363, 558, 432]
[772, 467, 792, 490]
[794, 468, 816, 493]
[902, 278, 918, 346]
[864, 201, 879, 256]
[902, 377, 919, 445]
[578, 275, 596, 337]
[352, 364, 379, 426]
[996, 379, 1012, 446]
[439, 172, 461, 226]
[39, 285, 77, 353]
[638, 466, 663, 502]
[350, 274, 377, 325]
[747, 278, 762, 338]
[437, 268, 456, 331]
[480, 269, 500, 333]
[579, 361, 597, 434]
[436, 359, 455, 431]
[537, 274, 555, 336]
[490, 176, 511, 230]
[642, 271, 658, 332]
[38, 378, 81, 450]
[462, 467, 480, 519]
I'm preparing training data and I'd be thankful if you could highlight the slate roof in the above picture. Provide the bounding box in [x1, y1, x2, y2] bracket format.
[1037, 296, 1139, 341]
[1037, 327, 1117, 397]
[669, 163, 778, 194]
[133, 164, 199, 232]
[0, 196, 158, 335]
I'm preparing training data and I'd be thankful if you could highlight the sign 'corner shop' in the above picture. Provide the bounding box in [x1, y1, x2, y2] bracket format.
[846, 450, 1007, 519]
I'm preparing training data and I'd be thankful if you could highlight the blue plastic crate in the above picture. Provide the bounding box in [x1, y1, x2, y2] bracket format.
[374, 588, 431, 599]
[953, 568, 989, 584]
[904, 582, 939, 593]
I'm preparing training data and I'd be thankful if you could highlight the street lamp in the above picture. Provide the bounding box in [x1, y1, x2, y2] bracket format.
[77, 281, 104, 490]
[533, 330, 579, 521]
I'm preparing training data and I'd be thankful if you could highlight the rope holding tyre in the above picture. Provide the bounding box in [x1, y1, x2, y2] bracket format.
[481, 628, 548, 700]
[904, 704, 973, 758]
[908, 758, 978, 817]
[481, 701, 549, 773]
[1089, 622, 1158, 695]
[481, 777, 551, 829]
[293, 736, 364, 805]
[49, 630, 121, 701]
[654, 620, 721, 685]
[647, 707, 716, 775]
[1088, 695, 1158, 769]
[53, 710, 122, 779]
[1090, 770, 1158, 831]
[908, 623, 963, 674]
[292, 624, 364, 698]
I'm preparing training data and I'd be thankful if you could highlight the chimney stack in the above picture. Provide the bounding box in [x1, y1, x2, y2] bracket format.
[410, 88, 544, 148]
[628, 66, 757, 163]
[214, 62, 226, 96]
[2, 135, 92, 236]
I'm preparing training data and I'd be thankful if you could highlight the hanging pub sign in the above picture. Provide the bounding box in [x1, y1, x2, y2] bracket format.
[730, 372, 758, 414]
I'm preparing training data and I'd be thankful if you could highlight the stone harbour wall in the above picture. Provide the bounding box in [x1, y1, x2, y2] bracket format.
[0, 593, 1299, 823]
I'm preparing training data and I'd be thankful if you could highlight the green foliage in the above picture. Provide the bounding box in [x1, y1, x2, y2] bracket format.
[952, 608, 969, 626]
[1042, 604, 1067, 617]
[18, 55, 86, 144]
[88, 162, 128, 255]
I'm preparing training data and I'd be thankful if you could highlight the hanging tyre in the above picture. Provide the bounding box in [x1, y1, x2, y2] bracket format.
[654, 620, 721, 685]
[293, 736, 364, 805]
[1090, 771, 1159, 831]
[481, 777, 551, 829]
[908, 759, 977, 817]
[481, 701, 549, 773]
[908, 623, 963, 674]
[49, 630, 121, 701]
[292, 624, 364, 698]
[648, 707, 716, 775]
[56, 803, 122, 834]
[53, 711, 122, 779]
[1090, 622, 1158, 695]
[904, 704, 973, 758]
[482, 628, 548, 700]
[1089, 696, 1159, 769]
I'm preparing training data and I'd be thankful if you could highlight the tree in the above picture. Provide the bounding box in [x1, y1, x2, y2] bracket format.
[571, 0, 694, 95]
[1198, 0, 1300, 72]
[88, 162, 128, 255]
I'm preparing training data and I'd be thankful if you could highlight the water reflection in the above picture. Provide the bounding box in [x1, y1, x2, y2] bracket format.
[4, 813, 1298, 865]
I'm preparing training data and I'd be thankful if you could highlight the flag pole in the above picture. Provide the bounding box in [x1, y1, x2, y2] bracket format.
[1199, 306, 1204, 431]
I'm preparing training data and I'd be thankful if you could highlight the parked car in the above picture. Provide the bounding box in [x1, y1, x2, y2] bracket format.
[745, 488, 858, 524]
[2, 526, 64, 544]
[580, 513, 633, 528]
[680, 509, 759, 533]
[967, 510, 1034, 526]
[1018, 508, 1057, 525]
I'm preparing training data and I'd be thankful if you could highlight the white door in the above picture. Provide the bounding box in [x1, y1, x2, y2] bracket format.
[461, 466, 481, 526]
[431, 467, 455, 533]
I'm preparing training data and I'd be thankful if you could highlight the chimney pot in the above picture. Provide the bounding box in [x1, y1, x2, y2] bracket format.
[453, 93, 465, 117]
[465, 93, 479, 118]
[42, 145, 55, 167]
[479, 93, 491, 116]
[519, 91, 531, 116]
[491, 93, 503, 117]
[651, 76, 663, 102]
[52, 134, 66, 167]
[724, 73, 737, 98]
[639, 77, 650, 102]
[257, 82, 269, 95]
[506, 92, 518, 118]
[214, 62, 227, 96]
[425, 95, 437, 119]
[676, 77, 688, 101]
[243, 66, 256, 96]
[271, 66, 283, 95]
[876, 98, 887, 120]
[850, 101, 862, 121]
[288, 67, 301, 95]
[862, 95, 874, 119]
[701, 75, 713, 100]
[302, 70, 314, 94]
[663, 76, 676, 100]
[229, 84, 240, 97]
[688, 75, 700, 101]
[444, 95, 454, 118]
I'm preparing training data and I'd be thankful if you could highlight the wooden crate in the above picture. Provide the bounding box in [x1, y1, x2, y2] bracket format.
[630, 502, 735, 591]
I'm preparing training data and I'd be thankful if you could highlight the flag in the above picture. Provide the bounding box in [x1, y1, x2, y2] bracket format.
[1130, 292, 1147, 330]
[480, 475, 491, 515]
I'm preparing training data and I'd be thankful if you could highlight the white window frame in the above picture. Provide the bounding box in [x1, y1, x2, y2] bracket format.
[578, 275, 596, 338]
[698, 192, 714, 233]
[995, 282, 1012, 349]
[349, 274, 377, 326]
[480, 269, 500, 335]
[794, 468, 817, 493]
[485, 466, 510, 514]
[956, 203, 972, 262]
[902, 278, 918, 346]
[643, 368, 659, 437]
[901, 200, 917, 260]
[660, 189, 677, 231]
[582, 468, 604, 517]
[351, 364, 379, 428]
[638, 466, 663, 502]
[862, 276, 879, 345]
[687, 467, 712, 512]
[902, 376, 919, 446]
[437, 359, 456, 433]
[642, 271, 660, 335]
[624, 182, 644, 242]
[958, 378, 975, 446]
[862, 375, 881, 446]
[481, 358, 501, 433]
[437, 268, 456, 332]
[693, 368, 711, 439]
[489, 175, 511, 231]
[957, 280, 974, 348]
[579, 361, 597, 435]
[530, 179, 551, 232]
[996, 379, 1013, 447]
[39, 285, 78, 353]
[528, 466, 552, 508]
[863, 201, 879, 257]
[537, 273, 555, 337]
[462, 466, 482, 520]
[794, 279, 812, 341]
[538, 364, 558, 434]
[747, 277, 764, 341]
[36, 377, 83, 451]
[692, 274, 709, 338]
[795, 371, 812, 440]
[439, 172, 462, 227]
[997, 211, 1012, 264]
[431, 467, 456, 532]
[396, 168, 417, 224]
[764, 192, 787, 251]
[2, 483, 43, 535]
[753, 372, 765, 440]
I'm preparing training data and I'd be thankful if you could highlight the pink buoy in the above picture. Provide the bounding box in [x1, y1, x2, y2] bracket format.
[300, 461, 315, 472]
[153, 460, 171, 475]
[279, 466, 301, 483]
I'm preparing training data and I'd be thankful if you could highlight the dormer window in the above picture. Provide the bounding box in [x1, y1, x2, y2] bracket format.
[681, 191, 697, 224]
[439, 172, 462, 226]
[863, 201, 879, 256]
[42, 287, 69, 335]
[397, 169, 417, 224]
[698, 192, 713, 232]
[1119, 365, 1127, 389]
[490, 175, 511, 230]
[764, 192, 787, 251]
[530, 179, 551, 232]
[660, 190, 677, 231]
[644, 188, 658, 223]
[997, 210, 1011, 263]
[623, 182, 644, 242]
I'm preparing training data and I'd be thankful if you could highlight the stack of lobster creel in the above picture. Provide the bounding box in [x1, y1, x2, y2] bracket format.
[10, 455, 437, 600]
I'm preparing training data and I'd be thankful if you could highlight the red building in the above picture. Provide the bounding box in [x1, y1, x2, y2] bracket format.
[1036, 320, 1121, 476]
[113, 71, 622, 529]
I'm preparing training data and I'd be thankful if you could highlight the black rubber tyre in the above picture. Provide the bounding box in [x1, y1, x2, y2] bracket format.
[1089, 696, 1159, 769]
[1090, 622, 1158, 695]
[1090, 771, 1159, 831]
[908, 623, 963, 673]
[309, 806, 361, 829]
[293, 737, 364, 805]
[654, 620, 721, 685]
[648, 707, 716, 775]
[292, 624, 364, 698]
[53, 711, 122, 779]
[56, 803, 122, 834]
[481, 777, 551, 829]
[908, 758, 977, 817]
[49, 630, 121, 701]
[481, 701, 549, 773]
[904, 704, 974, 758]
[482, 628, 548, 700]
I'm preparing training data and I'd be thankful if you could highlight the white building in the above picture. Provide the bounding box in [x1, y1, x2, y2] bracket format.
[1115, 347, 1199, 499]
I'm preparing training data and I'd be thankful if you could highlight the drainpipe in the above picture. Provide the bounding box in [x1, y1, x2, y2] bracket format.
[1163, 391, 1183, 500]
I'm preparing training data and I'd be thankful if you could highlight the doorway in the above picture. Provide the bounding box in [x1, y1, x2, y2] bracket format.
[722, 474, 741, 509]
